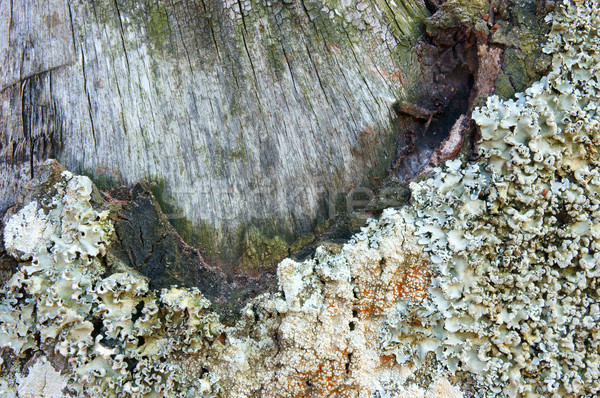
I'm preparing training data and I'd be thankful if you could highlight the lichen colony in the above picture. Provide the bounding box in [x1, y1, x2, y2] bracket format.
[1, 0, 600, 396]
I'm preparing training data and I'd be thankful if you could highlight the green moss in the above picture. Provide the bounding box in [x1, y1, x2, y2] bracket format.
[172, 217, 220, 257]
[491, 0, 552, 99]
[146, 178, 219, 256]
[264, 39, 287, 78]
[81, 169, 121, 192]
[373, 0, 428, 41]
[240, 226, 289, 272]
[145, 1, 170, 52]
[81, 0, 172, 54]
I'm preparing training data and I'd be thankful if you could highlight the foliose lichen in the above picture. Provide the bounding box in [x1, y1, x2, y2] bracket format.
[383, 1, 600, 396]
[0, 166, 459, 397]
[0, 169, 220, 397]
[1, 1, 598, 397]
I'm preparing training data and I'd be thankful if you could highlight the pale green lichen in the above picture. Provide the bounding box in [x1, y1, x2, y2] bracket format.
[383, 1, 600, 396]
[0, 169, 221, 397]
[16, 357, 67, 398]
[1, 1, 599, 397]
[3, 202, 55, 261]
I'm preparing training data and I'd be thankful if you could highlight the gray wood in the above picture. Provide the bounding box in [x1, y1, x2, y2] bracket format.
[0, 0, 429, 265]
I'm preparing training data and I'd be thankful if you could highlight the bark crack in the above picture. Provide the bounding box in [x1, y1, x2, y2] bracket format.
[113, 0, 131, 77]
[8, 0, 13, 44]
[236, 4, 268, 133]
[80, 47, 97, 149]
[0, 64, 69, 95]
[379, 0, 407, 40]
[237, 2, 261, 94]
[303, 41, 332, 108]
[341, 26, 380, 120]
[241, 30, 259, 90]
[279, 40, 300, 97]
[167, 0, 196, 76]
[302, 15, 361, 131]
[66, 0, 78, 65]
[20, 79, 33, 178]
[198, 0, 222, 61]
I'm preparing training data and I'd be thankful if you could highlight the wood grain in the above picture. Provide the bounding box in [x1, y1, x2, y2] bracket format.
[0, 0, 429, 264]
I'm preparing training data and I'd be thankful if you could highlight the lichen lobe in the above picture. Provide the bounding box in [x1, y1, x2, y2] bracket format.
[1, 1, 600, 397]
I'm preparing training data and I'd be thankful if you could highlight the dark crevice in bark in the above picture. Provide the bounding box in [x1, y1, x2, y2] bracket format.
[80, 47, 97, 150]
[21, 82, 34, 179]
[197, 0, 222, 61]
[66, 0, 77, 58]
[239, 25, 267, 125]
[303, 41, 330, 108]
[105, 183, 277, 325]
[167, 0, 196, 77]
[386, 0, 553, 183]
[8, 0, 13, 42]
[381, 0, 409, 38]
[113, 0, 131, 77]
[389, 12, 497, 181]
[423, 0, 445, 15]
[296, 1, 341, 117]
[279, 40, 300, 97]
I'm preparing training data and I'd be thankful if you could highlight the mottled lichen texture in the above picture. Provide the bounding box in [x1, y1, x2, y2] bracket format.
[385, 1, 600, 396]
[0, 169, 221, 397]
[0, 165, 460, 397]
[2, 1, 600, 397]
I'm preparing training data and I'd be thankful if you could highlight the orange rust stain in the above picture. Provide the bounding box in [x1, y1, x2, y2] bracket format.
[279, 258, 431, 396]
[289, 348, 355, 397]
[355, 258, 430, 320]
[393, 261, 429, 303]
[380, 354, 396, 366]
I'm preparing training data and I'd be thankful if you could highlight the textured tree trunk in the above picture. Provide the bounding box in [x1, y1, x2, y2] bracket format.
[1, 0, 433, 267]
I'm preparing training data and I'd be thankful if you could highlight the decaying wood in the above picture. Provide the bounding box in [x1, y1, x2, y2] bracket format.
[1, 0, 433, 266]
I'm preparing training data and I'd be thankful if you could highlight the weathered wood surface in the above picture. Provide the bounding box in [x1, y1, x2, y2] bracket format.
[0, 0, 431, 266]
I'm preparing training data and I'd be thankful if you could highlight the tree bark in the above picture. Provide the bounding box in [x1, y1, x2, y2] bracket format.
[0, 0, 433, 266]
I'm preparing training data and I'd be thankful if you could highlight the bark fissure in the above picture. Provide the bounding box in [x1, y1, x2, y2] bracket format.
[19, 80, 33, 178]
[341, 26, 381, 122]
[301, 33, 333, 111]
[167, 0, 196, 77]
[113, 0, 131, 77]
[197, 0, 222, 61]
[239, 26, 263, 110]
[80, 47, 97, 150]
[8, 0, 13, 44]
[296, 9, 348, 133]
[279, 40, 300, 97]
[298, 2, 331, 107]
[0, 64, 68, 96]
[379, 0, 407, 39]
